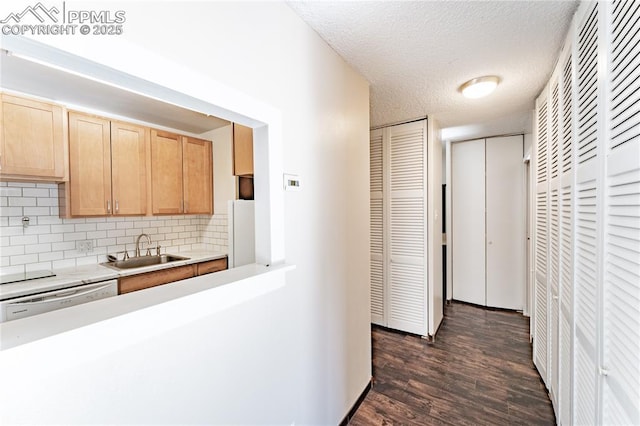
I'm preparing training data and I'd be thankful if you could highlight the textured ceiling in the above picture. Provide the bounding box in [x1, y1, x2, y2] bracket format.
[288, 0, 580, 140]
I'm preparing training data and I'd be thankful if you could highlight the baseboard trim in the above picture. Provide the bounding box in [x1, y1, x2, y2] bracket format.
[339, 377, 373, 425]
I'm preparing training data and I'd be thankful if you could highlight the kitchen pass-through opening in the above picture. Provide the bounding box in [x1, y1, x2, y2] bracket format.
[2, 36, 286, 268]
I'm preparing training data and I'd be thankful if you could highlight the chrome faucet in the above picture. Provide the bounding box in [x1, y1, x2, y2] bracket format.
[135, 233, 152, 257]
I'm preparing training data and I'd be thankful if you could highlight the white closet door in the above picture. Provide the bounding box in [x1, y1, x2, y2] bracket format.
[558, 48, 574, 426]
[574, 3, 601, 425]
[549, 78, 561, 405]
[370, 129, 385, 326]
[486, 135, 525, 310]
[452, 139, 486, 306]
[387, 121, 427, 335]
[534, 90, 550, 384]
[602, 0, 640, 424]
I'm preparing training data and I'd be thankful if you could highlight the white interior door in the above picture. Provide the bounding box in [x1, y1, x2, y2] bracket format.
[452, 139, 486, 306]
[486, 135, 525, 310]
[387, 121, 428, 335]
[369, 129, 384, 326]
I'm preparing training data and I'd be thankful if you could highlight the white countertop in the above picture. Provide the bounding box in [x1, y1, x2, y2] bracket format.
[0, 250, 227, 300]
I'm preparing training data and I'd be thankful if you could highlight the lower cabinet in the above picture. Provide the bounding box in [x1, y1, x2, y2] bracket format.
[196, 258, 228, 275]
[118, 257, 228, 295]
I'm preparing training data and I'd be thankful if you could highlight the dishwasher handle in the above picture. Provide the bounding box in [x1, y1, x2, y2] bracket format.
[7, 283, 115, 306]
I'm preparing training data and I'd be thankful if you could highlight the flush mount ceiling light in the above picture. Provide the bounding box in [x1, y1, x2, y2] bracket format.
[459, 75, 500, 99]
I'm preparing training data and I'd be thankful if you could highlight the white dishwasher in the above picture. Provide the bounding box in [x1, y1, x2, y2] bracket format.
[0, 280, 118, 323]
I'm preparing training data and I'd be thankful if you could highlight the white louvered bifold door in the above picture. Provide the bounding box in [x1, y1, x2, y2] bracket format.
[549, 77, 561, 404]
[534, 88, 550, 385]
[370, 129, 385, 326]
[602, 1, 640, 424]
[574, 3, 602, 425]
[558, 47, 575, 426]
[387, 121, 428, 335]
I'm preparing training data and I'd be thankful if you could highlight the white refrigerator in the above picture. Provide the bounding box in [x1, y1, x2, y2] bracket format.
[228, 200, 256, 268]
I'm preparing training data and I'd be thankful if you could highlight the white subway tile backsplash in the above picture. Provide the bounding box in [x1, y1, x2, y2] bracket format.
[26, 262, 53, 272]
[39, 234, 64, 244]
[11, 253, 39, 265]
[0, 183, 229, 271]
[2, 245, 25, 256]
[0, 187, 23, 197]
[37, 216, 63, 225]
[39, 251, 64, 262]
[97, 238, 116, 247]
[37, 197, 58, 207]
[52, 259, 76, 269]
[2, 227, 23, 237]
[96, 222, 116, 231]
[22, 188, 51, 198]
[75, 223, 97, 232]
[24, 207, 53, 216]
[1, 207, 24, 217]
[87, 230, 107, 239]
[9, 197, 36, 207]
[63, 232, 87, 241]
[25, 243, 52, 254]
[10, 235, 38, 246]
[52, 242, 76, 251]
[24, 225, 52, 236]
[51, 224, 76, 233]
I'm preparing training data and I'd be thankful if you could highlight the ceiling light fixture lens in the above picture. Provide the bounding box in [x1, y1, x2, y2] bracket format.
[459, 75, 500, 99]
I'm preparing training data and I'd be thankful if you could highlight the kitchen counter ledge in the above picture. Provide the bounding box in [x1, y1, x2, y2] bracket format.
[0, 262, 295, 350]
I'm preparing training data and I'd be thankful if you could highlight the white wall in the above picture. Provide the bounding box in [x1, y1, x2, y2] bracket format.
[0, 1, 371, 425]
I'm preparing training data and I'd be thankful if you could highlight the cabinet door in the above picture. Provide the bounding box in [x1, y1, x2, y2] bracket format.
[233, 123, 253, 176]
[111, 121, 149, 215]
[183, 136, 212, 214]
[118, 264, 195, 294]
[68, 112, 111, 216]
[151, 130, 183, 214]
[196, 258, 228, 275]
[0, 94, 65, 180]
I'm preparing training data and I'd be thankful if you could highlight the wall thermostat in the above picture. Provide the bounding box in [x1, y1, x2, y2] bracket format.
[283, 174, 301, 191]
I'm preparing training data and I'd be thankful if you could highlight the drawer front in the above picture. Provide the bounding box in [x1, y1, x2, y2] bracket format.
[196, 258, 228, 276]
[118, 264, 195, 294]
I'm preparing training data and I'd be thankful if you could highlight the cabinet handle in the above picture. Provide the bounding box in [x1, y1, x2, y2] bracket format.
[181, 200, 185, 213]
[115, 200, 119, 213]
[107, 200, 111, 214]
[185, 200, 188, 213]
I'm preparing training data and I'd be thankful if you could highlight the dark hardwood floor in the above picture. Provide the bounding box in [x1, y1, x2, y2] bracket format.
[349, 302, 555, 425]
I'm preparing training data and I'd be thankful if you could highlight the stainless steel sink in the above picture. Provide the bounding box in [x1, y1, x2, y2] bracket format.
[102, 254, 190, 270]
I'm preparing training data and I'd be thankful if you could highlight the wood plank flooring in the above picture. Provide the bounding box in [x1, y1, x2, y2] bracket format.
[349, 302, 555, 425]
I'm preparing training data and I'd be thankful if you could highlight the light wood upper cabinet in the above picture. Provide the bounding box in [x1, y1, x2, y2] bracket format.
[233, 123, 253, 176]
[151, 130, 184, 214]
[0, 94, 67, 181]
[64, 112, 149, 217]
[183, 136, 213, 214]
[151, 131, 213, 215]
[110, 121, 149, 215]
[67, 112, 111, 216]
